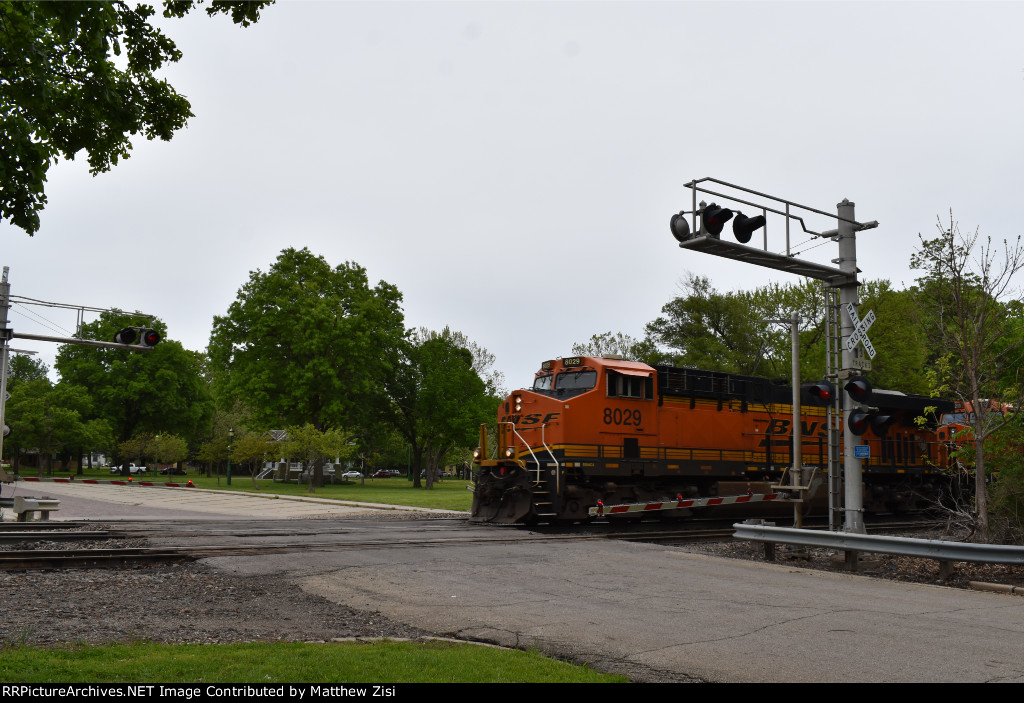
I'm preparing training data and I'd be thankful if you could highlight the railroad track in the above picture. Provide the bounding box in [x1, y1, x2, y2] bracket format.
[0, 527, 600, 570]
[0, 516, 948, 569]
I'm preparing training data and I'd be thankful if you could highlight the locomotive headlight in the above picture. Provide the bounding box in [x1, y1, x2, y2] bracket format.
[473, 447, 481, 460]
[504, 446, 515, 459]
[514, 395, 523, 412]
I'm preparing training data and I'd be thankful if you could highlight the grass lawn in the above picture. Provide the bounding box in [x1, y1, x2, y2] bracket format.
[0, 640, 629, 683]
[27, 468, 474, 512]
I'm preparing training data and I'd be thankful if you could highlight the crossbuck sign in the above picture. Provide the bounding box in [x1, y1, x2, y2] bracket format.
[845, 303, 876, 359]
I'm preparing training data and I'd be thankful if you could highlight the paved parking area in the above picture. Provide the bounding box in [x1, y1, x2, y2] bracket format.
[0, 480, 445, 521]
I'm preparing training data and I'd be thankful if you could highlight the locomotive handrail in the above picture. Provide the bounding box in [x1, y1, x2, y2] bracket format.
[541, 423, 560, 496]
[501, 422, 544, 486]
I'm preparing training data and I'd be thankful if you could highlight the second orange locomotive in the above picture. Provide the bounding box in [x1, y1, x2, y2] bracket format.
[471, 355, 953, 523]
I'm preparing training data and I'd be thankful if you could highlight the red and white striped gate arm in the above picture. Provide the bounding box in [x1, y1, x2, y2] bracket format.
[589, 492, 780, 517]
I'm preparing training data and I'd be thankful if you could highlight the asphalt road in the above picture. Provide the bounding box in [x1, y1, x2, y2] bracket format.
[5, 480, 1024, 683]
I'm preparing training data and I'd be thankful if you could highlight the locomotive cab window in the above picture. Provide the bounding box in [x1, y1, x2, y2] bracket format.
[554, 370, 597, 391]
[533, 374, 553, 391]
[606, 370, 653, 400]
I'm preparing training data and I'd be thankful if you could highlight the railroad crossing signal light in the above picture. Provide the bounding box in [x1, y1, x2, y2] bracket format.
[732, 212, 766, 244]
[848, 410, 871, 436]
[801, 380, 836, 406]
[114, 327, 137, 345]
[844, 375, 873, 405]
[113, 326, 161, 347]
[870, 412, 894, 435]
[701, 203, 734, 238]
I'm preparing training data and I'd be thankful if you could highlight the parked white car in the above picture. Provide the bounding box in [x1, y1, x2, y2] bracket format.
[110, 463, 147, 475]
[341, 471, 363, 480]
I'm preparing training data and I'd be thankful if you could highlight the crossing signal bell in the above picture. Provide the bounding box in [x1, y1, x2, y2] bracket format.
[670, 211, 692, 243]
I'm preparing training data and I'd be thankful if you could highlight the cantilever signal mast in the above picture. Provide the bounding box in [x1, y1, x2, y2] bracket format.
[0, 266, 162, 482]
[671, 178, 878, 534]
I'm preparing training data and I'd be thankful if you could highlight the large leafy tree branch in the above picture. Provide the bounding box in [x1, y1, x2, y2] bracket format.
[0, 1, 272, 234]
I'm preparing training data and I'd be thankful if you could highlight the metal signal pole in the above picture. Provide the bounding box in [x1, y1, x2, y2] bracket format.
[837, 199, 866, 534]
[0, 267, 11, 482]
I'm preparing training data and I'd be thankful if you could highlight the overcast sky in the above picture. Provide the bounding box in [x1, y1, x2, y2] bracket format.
[3, 1, 1023, 392]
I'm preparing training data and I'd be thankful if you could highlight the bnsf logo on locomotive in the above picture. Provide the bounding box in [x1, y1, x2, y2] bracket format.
[765, 419, 828, 437]
[500, 412, 561, 425]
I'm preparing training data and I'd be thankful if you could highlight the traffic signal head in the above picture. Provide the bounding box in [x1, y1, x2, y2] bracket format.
[732, 212, 766, 244]
[140, 328, 161, 347]
[844, 375, 872, 405]
[701, 203, 734, 238]
[114, 327, 137, 345]
[801, 380, 836, 407]
[670, 211, 692, 243]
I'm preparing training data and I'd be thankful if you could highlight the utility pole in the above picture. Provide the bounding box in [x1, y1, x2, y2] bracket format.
[0, 267, 11, 482]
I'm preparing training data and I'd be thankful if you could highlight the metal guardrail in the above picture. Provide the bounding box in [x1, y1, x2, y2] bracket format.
[732, 523, 1024, 565]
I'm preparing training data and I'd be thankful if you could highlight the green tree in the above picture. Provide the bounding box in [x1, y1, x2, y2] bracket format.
[389, 328, 496, 489]
[280, 424, 353, 492]
[855, 281, 930, 394]
[639, 273, 930, 393]
[4, 379, 105, 475]
[910, 213, 1024, 542]
[642, 274, 828, 379]
[55, 312, 213, 446]
[571, 331, 651, 362]
[986, 417, 1024, 544]
[229, 431, 275, 486]
[5, 353, 49, 393]
[0, 1, 272, 234]
[208, 247, 406, 486]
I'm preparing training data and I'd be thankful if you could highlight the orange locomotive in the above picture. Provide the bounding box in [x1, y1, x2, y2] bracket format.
[471, 355, 954, 524]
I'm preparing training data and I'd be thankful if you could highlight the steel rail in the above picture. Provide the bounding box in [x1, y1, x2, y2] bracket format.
[0, 532, 603, 570]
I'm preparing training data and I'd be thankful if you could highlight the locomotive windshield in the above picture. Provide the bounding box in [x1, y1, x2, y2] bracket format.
[554, 370, 597, 391]
[533, 374, 553, 391]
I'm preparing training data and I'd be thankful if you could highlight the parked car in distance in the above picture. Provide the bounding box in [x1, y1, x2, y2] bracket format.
[341, 471, 363, 480]
[110, 463, 147, 475]
[372, 470, 394, 478]
[159, 467, 186, 475]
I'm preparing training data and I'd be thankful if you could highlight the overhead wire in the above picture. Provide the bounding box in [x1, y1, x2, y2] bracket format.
[9, 302, 75, 337]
